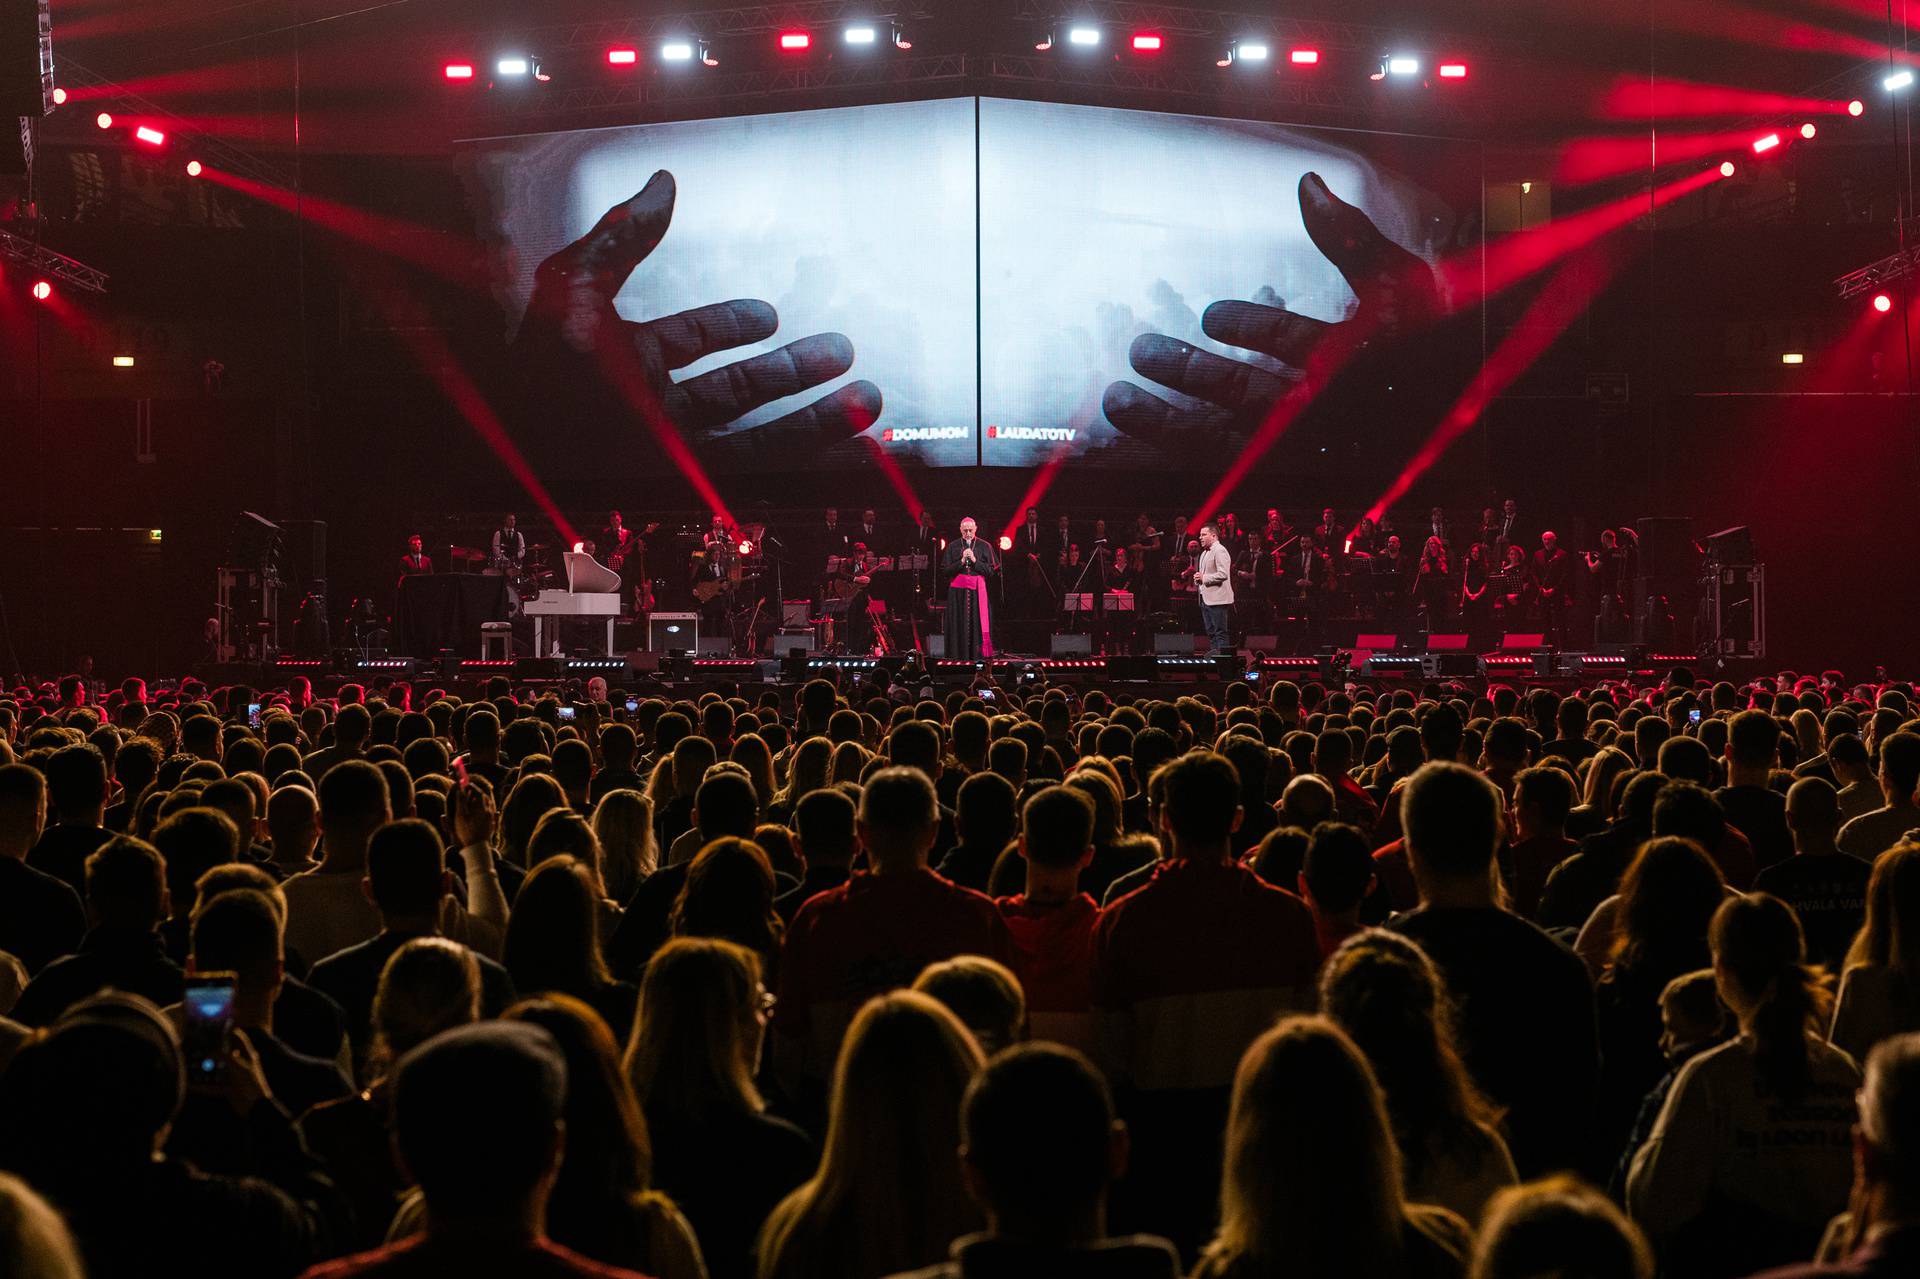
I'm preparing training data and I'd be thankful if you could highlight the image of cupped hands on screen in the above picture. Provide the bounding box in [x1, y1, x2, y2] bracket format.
[513, 169, 884, 459]
[1100, 172, 1447, 456]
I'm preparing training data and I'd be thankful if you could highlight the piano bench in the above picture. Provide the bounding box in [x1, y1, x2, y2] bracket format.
[480, 622, 513, 661]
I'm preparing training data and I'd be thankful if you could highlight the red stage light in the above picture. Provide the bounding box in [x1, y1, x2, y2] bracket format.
[738, 540, 754, 556]
[1132, 34, 1163, 51]
[1752, 132, 1780, 153]
[31, 281, 51, 301]
[1438, 62, 1469, 79]
[1290, 48, 1319, 64]
[1849, 98, 1865, 116]
[443, 63, 475, 80]
[95, 112, 112, 129]
[1800, 122, 1817, 139]
[50, 87, 66, 105]
[1719, 160, 1737, 177]
[572, 541, 585, 554]
[998, 535, 1014, 551]
[607, 48, 637, 65]
[779, 32, 810, 50]
[1874, 293, 1894, 313]
[134, 126, 166, 146]
[185, 160, 202, 177]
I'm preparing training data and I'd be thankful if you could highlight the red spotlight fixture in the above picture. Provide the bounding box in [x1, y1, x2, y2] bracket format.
[1800, 122, 1817, 139]
[1290, 48, 1319, 64]
[1132, 33, 1163, 51]
[185, 160, 202, 177]
[607, 48, 637, 65]
[134, 125, 166, 146]
[95, 111, 112, 129]
[1849, 98, 1865, 116]
[1438, 62, 1468, 79]
[1719, 160, 1736, 177]
[50, 86, 66, 105]
[443, 63, 475, 80]
[778, 31, 810, 50]
[1752, 132, 1781, 154]
[1874, 293, 1894, 313]
[997, 535, 1014, 552]
[31, 280, 51, 301]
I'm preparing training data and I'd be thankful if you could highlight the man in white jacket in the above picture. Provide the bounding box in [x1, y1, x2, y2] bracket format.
[1195, 523, 1235, 655]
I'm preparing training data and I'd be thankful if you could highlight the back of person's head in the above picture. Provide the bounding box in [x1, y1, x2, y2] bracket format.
[1513, 765, 1576, 831]
[366, 818, 447, 920]
[526, 809, 603, 883]
[694, 770, 758, 842]
[1483, 717, 1530, 766]
[504, 994, 650, 1211]
[1158, 751, 1242, 850]
[913, 955, 1026, 1055]
[959, 1043, 1120, 1239]
[152, 806, 240, 914]
[1209, 1015, 1405, 1275]
[1655, 735, 1713, 785]
[42, 744, 107, 821]
[1882, 731, 1920, 795]
[857, 766, 939, 866]
[1612, 836, 1725, 973]
[1859, 1031, 1920, 1201]
[1651, 780, 1726, 850]
[317, 759, 390, 843]
[505, 855, 608, 998]
[1319, 930, 1493, 1184]
[1469, 1175, 1654, 1279]
[1301, 823, 1375, 915]
[1726, 709, 1780, 769]
[1852, 843, 1920, 977]
[0, 765, 46, 849]
[84, 836, 167, 929]
[1617, 770, 1667, 829]
[1711, 892, 1833, 1100]
[1785, 776, 1841, 842]
[600, 723, 637, 768]
[0, 1169, 86, 1279]
[334, 702, 373, 746]
[887, 719, 943, 779]
[624, 936, 764, 1122]
[794, 787, 857, 867]
[393, 1022, 567, 1220]
[954, 771, 1017, 851]
[1020, 785, 1096, 870]
[372, 936, 481, 1071]
[189, 888, 281, 989]
[0, 992, 183, 1172]
[550, 739, 593, 795]
[1402, 760, 1502, 882]
[763, 991, 984, 1276]
[670, 836, 781, 956]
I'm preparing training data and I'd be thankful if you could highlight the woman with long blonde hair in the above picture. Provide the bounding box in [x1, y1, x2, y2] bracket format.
[593, 787, 656, 905]
[769, 737, 833, 823]
[1195, 1016, 1470, 1279]
[827, 741, 869, 787]
[730, 733, 776, 817]
[756, 991, 986, 1279]
[1833, 842, 1920, 1061]
[627, 938, 812, 1279]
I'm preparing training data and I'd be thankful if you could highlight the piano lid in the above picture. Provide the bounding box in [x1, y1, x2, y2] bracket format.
[563, 552, 621, 595]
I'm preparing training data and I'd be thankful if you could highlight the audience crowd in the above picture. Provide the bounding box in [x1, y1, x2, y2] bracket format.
[0, 663, 1918, 1278]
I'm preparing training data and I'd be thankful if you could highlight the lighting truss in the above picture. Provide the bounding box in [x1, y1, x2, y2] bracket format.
[1834, 243, 1920, 299]
[0, 226, 108, 293]
[53, 57, 295, 188]
[1009, 0, 1521, 59]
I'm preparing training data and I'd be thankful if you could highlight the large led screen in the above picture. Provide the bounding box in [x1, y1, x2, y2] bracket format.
[463, 98, 1479, 473]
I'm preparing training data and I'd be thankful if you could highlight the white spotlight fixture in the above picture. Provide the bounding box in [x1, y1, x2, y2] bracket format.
[1886, 69, 1915, 91]
[843, 25, 877, 44]
[1067, 25, 1101, 46]
[1387, 56, 1421, 76]
[496, 56, 529, 76]
[1222, 39, 1269, 66]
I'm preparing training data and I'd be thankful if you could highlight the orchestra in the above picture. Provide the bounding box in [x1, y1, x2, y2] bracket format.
[401, 502, 1664, 658]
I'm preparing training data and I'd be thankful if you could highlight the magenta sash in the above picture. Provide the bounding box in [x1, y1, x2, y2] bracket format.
[949, 573, 993, 657]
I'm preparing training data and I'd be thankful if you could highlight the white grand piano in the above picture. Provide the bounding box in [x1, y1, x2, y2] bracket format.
[522, 552, 622, 656]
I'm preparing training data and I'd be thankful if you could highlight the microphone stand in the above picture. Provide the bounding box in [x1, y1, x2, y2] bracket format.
[1068, 539, 1108, 638]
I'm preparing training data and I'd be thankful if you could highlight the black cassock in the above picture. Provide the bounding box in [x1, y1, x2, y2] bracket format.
[941, 536, 1000, 659]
